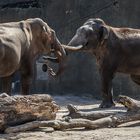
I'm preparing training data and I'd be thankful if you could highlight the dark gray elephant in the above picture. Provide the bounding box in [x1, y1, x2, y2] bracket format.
[68, 18, 140, 108]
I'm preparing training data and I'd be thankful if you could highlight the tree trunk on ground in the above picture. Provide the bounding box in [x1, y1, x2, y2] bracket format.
[63, 104, 117, 120]
[0, 93, 59, 132]
[1, 94, 140, 133]
[5, 112, 140, 133]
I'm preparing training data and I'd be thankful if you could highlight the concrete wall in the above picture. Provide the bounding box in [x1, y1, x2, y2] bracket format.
[0, 0, 140, 98]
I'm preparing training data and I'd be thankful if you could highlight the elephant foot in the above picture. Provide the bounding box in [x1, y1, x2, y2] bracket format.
[99, 100, 115, 108]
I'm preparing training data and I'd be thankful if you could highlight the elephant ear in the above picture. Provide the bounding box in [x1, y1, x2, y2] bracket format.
[99, 25, 109, 40]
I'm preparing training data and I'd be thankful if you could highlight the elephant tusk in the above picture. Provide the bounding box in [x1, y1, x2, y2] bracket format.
[43, 56, 59, 63]
[56, 51, 62, 57]
[43, 56, 58, 60]
[63, 45, 83, 51]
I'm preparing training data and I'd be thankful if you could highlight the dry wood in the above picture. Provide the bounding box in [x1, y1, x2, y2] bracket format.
[63, 104, 116, 120]
[2, 94, 140, 133]
[0, 93, 59, 131]
[118, 95, 140, 112]
[4, 117, 114, 133]
[5, 112, 140, 133]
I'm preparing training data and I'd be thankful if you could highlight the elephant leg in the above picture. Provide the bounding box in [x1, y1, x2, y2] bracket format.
[130, 74, 140, 85]
[99, 67, 115, 108]
[20, 61, 33, 95]
[1, 75, 12, 95]
[20, 74, 31, 95]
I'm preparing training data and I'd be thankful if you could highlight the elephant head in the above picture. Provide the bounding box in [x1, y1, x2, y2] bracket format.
[23, 18, 72, 76]
[68, 18, 110, 52]
[26, 18, 66, 62]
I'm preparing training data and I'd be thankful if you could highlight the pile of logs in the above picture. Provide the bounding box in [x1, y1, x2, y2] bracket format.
[0, 93, 59, 132]
[0, 93, 140, 133]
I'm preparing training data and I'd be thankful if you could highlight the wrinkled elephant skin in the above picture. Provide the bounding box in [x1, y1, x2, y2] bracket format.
[68, 18, 140, 108]
[0, 18, 66, 95]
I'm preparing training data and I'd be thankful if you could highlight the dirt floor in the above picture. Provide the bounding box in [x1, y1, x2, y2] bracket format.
[0, 95, 140, 140]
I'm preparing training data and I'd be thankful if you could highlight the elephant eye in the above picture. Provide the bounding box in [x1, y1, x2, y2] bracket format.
[76, 29, 81, 35]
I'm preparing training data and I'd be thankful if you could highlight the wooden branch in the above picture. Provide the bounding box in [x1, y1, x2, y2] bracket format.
[0, 93, 59, 131]
[5, 112, 140, 133]
[118, 95, 140, 112]
[2, 94, 140, 133]
[63, 104, 116, 120]
[4, 117, 114, 133]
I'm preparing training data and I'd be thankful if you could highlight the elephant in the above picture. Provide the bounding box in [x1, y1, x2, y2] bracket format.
[0, 18, 67, 95]
[68, 18, 140, 108]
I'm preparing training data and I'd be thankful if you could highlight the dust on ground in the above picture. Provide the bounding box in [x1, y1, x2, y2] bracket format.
[0, 95, 140, 140]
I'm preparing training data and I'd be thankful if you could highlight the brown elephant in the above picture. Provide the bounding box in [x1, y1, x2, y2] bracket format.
[0, 18, 67, 95]
[68, 18, 140, 108]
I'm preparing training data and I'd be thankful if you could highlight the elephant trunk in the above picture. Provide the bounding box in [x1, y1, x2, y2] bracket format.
[52, 31, 66, 57]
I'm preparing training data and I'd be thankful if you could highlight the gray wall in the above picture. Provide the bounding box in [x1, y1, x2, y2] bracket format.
[0, 0, 140, 98]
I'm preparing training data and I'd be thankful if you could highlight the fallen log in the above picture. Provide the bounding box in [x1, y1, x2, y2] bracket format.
[63, 104, 117, 120]
[2, 95, 140, 133]
[0, 93, 59, 132]
[5, 112, 140, 133]
[118, 95, 140, 112]
[5, 117, 114, 133]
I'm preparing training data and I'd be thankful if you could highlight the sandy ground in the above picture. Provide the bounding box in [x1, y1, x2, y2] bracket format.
[0, 95, 140, 140]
